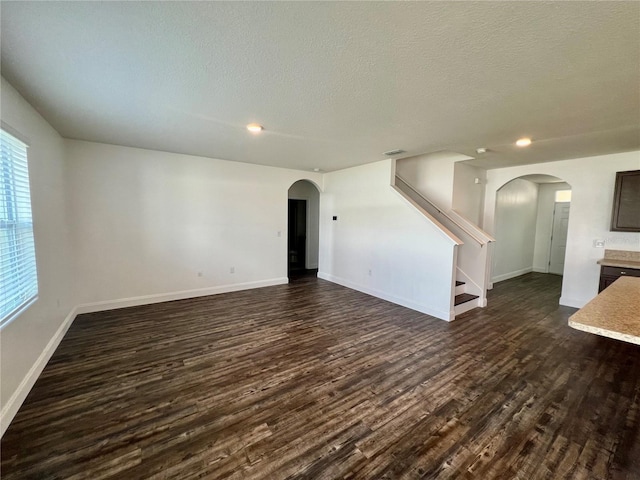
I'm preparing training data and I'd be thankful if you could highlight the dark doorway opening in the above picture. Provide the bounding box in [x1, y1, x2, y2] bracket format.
[287, 179, 320, 281]
[288, 199, 307, 274]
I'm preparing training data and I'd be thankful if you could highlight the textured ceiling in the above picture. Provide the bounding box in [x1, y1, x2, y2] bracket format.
[1, 1, 639, 171]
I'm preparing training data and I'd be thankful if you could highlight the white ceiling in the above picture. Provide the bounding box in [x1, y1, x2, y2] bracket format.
[1, 1, 639, 171]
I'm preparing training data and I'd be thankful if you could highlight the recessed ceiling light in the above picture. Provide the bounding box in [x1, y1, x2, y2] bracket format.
[313, 168, 321, 172]
[246, 123, 263, 133]
[516, 137, 532, 147]
[476, 147, 487, 154]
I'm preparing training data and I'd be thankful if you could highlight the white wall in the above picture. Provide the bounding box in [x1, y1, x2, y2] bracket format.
[396, 151, 473, 210]
[492, 178, 539, 282]
[453, 162, 487, 226]
[533, 182, 571, 272]
[66, 140, 322, 308]
[318, 159, 458, 321]
[0, 77, 75, 435]
[484, 151, 640, 308]
[288, 180, 320, 269]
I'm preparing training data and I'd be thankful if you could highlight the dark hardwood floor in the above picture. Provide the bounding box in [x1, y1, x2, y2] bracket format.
[2, 273, 640, 479]
[288, 268, 318, 281]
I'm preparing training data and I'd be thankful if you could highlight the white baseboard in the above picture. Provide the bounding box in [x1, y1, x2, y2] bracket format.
[0, 277, 288, 438]
[492, 267, 533, 284]
[318, 272, 452, 321]
[74, 278, 288, 315]
[533, 267, 549, 273]
[1, 306, 77, 438]
[559, 296, 587, 309]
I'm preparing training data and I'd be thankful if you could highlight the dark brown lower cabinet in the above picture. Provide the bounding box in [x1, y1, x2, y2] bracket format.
[599, 265, 640, 292]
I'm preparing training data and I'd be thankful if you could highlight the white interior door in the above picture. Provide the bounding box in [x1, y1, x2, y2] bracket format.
[549, 202, 570, 275]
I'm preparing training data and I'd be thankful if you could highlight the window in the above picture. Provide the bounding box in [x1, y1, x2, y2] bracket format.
[555, 190, 572, 202]
[0, 128, 37, 327]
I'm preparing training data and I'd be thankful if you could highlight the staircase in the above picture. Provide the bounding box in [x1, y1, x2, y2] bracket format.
[454, 281, 479, 315]
[392, 174, 494, 320]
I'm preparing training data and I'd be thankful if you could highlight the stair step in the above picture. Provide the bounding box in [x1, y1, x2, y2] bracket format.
[454, 293, 479, 306]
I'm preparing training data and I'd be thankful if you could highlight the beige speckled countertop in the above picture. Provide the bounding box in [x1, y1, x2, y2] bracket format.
[569, 276, 640, 345]
[597, 249, 640, 269]
[597, 258, 640, 269]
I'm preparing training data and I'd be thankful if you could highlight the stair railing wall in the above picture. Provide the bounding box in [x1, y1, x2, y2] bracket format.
[394, 175, 494, 305]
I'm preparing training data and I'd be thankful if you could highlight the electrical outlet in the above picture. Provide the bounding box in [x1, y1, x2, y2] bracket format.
[197, 271, 203, 277]
[277, 231, 282, 237]
[230, 267, 235, 274]
[593, 239, 605, 248]
[368, 269, 372, 276]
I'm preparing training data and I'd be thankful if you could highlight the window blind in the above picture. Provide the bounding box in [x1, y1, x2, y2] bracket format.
[0, 129, 38, 326]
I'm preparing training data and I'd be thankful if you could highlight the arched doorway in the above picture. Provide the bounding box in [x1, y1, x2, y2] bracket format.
[493, 174, 572, 287]
[287, 180, 320, 280]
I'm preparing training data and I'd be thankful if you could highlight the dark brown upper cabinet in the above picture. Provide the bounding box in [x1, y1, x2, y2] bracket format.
[611, 169, 640, 232]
